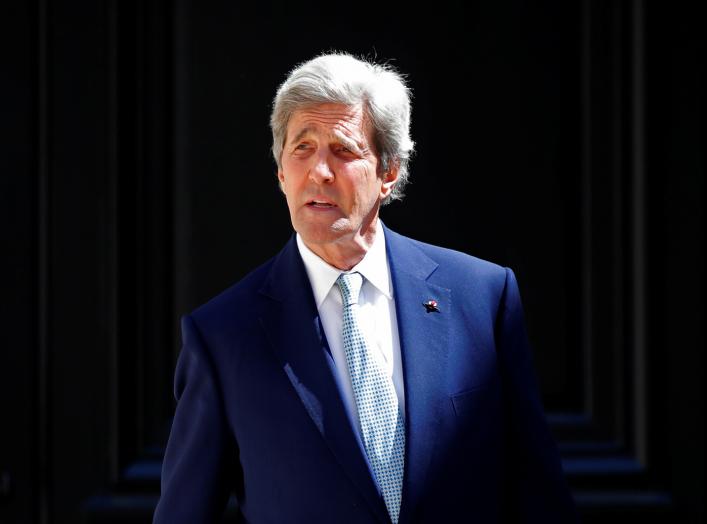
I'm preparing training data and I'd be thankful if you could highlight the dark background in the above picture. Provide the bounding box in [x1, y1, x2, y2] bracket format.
[1, 0, 704, 522]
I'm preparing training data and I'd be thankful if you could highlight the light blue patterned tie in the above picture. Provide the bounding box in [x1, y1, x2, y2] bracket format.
[336, 272, 405, 523]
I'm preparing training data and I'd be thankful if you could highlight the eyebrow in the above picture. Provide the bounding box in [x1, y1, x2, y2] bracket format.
[334, 130, 365, 154]
[290, 127, 314, 145]
[289, 127, 367, 155]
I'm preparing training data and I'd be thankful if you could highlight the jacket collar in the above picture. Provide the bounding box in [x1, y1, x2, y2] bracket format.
[383, 225, 451, 522]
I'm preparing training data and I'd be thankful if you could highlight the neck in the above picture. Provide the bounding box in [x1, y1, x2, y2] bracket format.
[306, 219, 379, 271]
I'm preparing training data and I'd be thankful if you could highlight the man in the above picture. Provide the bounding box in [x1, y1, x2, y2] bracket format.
[153, 53, 577, 523]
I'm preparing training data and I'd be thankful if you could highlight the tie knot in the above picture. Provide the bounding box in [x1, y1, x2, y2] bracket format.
[336, 272, 363, 307]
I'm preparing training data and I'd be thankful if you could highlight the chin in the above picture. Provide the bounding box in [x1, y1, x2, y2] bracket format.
[297, 221, 353, 246]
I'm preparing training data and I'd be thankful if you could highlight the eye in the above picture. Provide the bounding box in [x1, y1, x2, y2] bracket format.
[336, 145, 355, 155]
[292, 142, 312, 154]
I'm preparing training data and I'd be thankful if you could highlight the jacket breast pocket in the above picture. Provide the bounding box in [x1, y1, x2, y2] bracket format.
[450, 382, 500, 425]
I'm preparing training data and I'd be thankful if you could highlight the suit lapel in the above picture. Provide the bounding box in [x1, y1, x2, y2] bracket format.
[384, 227, 451, 523]
[258, 236, 389, 523]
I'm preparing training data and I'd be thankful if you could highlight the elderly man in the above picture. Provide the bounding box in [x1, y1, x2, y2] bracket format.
[153, 53, 577, 523]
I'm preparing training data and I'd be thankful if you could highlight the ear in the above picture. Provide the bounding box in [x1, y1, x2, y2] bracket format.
[379, 162, 399, 199]
[277, 170, 285, 193]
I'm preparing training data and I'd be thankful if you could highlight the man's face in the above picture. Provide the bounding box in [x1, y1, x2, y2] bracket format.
[278, 103, 397, 250]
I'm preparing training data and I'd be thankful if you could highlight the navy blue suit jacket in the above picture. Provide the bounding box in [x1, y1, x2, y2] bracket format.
[153, 225, 577, 523]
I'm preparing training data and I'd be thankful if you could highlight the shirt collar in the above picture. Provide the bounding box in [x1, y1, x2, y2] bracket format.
[296, 220, 392, 308]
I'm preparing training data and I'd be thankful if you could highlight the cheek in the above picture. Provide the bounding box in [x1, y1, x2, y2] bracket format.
[280, 179, 298, 207]
[281, 167, 302, 190]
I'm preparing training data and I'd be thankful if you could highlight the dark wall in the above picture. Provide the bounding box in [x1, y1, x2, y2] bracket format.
[1, 1, 703, 523]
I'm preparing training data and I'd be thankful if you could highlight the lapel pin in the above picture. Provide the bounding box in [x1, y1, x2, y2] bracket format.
[423, 299, 440, 313]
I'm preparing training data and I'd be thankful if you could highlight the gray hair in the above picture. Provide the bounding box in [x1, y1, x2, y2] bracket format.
[270, 53, 415, 204]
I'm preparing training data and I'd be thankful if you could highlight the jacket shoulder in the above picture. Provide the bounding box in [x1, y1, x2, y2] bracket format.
[414, 237, 504, 274]
[387, 228, 508, 282]
[384, 228, 516, 322]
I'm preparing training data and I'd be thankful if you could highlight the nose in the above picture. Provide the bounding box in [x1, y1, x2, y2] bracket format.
[308, 152, 334, 184]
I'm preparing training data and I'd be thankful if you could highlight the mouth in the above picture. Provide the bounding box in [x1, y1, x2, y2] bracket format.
[306, 199, 336, 209]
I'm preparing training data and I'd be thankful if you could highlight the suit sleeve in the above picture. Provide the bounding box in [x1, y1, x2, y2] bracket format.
[153, 314, 243, 523]
[495, 268, 578, 523]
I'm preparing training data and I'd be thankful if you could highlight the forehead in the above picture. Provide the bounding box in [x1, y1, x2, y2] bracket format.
[286, 103, 372, 142]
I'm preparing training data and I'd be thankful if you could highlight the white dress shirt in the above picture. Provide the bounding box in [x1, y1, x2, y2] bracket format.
[296, 220, 405, 436]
